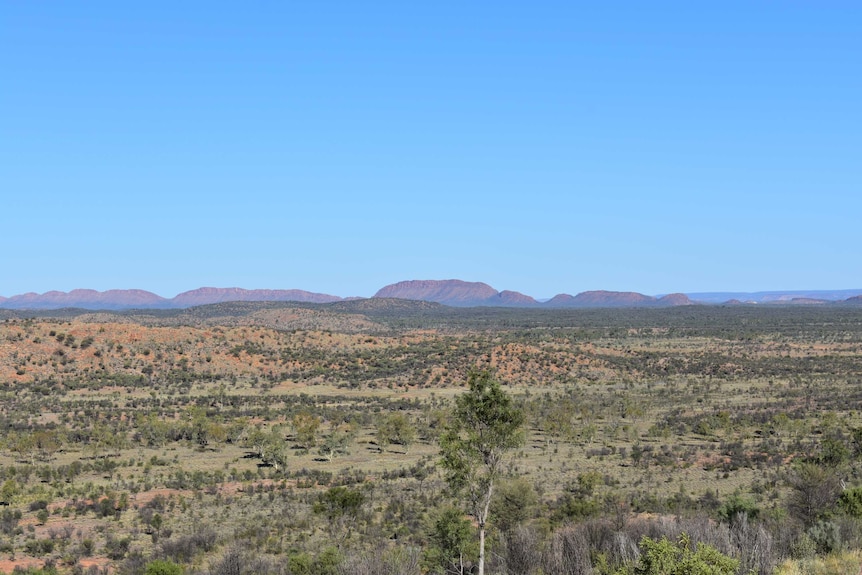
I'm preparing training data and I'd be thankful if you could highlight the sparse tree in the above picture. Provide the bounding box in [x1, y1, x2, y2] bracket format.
[292, 412, 321, 451]
[318, 424, 354, 462]
[439, 370, 524, 575]
[245, 425, 267, 458]
[787, 462, 840, 528]
[261, 427, 288, 475]
[376, 412, 417, 454]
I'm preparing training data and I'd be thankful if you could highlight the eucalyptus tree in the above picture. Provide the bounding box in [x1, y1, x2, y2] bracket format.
[439, 370, 524, 575]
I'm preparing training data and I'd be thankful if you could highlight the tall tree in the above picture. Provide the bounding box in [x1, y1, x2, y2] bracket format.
[439, 370, 524, 575]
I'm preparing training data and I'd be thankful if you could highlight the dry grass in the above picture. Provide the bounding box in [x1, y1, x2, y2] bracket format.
[776, 550, 862, 575]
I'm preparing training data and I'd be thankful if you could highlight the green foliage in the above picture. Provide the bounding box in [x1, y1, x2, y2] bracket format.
[839, 486, 862, 517]
[376, 412, 417, 453]
[625, 534, 738, 575]
[23, 538, 54, 555]
[787, 463, 841, 527]
[807, 519, 843, 554]
[490, 476, 538, 533]
[819, 436, 850, 467]
[314, 486, 365, 521]
[576, 470, 604, 495]
[317, 424, 354, 462]
[313, 546, 343, 575]
[283, 548, 343, 575]
[292, 412, 321, 450]
[145, 559, 184, 575]
[439, 369, 524, 575]
[718, 493, 759, 525]
[314, 486, 366, 543]
[259, 427, 288, 474]
[423, 506, 477, 574]
[287, 552, 313, 575]
[439, 370, 524, 505]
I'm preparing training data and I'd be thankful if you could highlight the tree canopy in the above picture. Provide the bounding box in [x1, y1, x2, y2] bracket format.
[439, 370, 524, 575]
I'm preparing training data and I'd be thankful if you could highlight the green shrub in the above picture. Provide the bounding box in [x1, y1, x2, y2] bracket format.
[623, 533, 738, 575]
[838, 486, 862, 517]
[145, 559, 183, 575]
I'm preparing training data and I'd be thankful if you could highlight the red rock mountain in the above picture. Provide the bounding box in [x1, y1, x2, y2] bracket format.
[6, 281, 850, 311]
[558, 290, 655, 308]
[171, 287, 341, 307]
[0, 289, 167, 310]
[545, 291, 692, 308]
[493, 290, 539, 307]
[544, 293, 578, 307]
[372, 282, 693, 308]
[579, 291, 655, 306]
[373, 280, 500, 306]
[656, 293, 693, 306]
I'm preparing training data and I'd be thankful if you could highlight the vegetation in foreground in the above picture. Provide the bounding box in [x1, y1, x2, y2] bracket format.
[0, 305, 861, 574]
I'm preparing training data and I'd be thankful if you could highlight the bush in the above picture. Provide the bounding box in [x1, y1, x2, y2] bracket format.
[718, 493, 759, 525]
[807, 520, 842, 554]
[629, 533, 738, 575]
[838, 486, 862, 517]
[422, 507, 476, 575]
[145, 560, 183, 575]
[105, 535, 131, 560]
[24, 538, 55, 556]
[159, 528, 217, 564]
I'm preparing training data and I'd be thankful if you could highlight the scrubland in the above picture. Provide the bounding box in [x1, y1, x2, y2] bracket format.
[1, 302, 862, 574]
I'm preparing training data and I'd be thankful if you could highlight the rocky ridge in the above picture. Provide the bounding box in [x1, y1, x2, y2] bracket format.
[2, 281, 860, 311]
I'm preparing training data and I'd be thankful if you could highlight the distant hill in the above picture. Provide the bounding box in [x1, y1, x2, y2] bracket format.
[373, 280, 502, 307]
[544, 290, 693, 308]
[373, 280, 543, 307]
[494, 290, 540, 307]
[0, 289, 168, 310]
[172, 287, 341, 307]
[0, 288, 341, 310]
[372, 282, 696, 308]
[564, 290, 655, 308]
[688, 289, 862, 304]
[1, 282, 859, 311]
[657, 293, 694, 306]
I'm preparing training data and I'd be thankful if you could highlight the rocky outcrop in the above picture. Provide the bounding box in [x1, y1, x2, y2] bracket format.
[373, 280, 500, 306]
[545, 290, 654, 308]
[488, 290, 539, 307]
[171, 287, 341, 307]
[656, 293, 693, 306]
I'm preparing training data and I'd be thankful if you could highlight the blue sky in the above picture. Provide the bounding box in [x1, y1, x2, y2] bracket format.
[2, 2, 860, 299]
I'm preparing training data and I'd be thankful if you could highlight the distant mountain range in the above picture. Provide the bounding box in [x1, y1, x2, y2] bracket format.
[0, 287, 340, 310]
[2, 280, 861, 311]
[683, 289, 862, 304]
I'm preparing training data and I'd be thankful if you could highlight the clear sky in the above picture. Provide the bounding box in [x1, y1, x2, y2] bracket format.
[3, 2, 860, 299]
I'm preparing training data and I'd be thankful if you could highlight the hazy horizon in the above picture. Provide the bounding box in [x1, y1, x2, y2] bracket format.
[3, 283, 862, 304]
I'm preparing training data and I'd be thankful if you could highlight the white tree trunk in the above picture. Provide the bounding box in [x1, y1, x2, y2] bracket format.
[478, 482, 494, 575]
